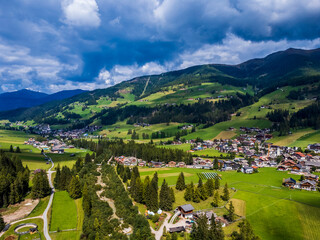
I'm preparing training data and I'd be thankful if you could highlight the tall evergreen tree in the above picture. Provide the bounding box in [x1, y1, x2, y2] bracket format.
[190, 215, 209, 240]
[134, 177, 143, 203]
[193, 188, 201, 203]
[222, 183, 229, 201]
[68, 176, 82, 199]
[149, 172, 159, 212]
[54, 164, 61, 189]
[215, 177, 220, 190]
[84, 153, 91, 164]
[15, 146, 21, 153]
[213, 190, 219, 207]
[143, 176, 151, 207]
[31, 170, 51, 199]
[9, 145, 13, 152]
[159, 179, 171, 210]
[227, 201, 235, 222]
[205, 178, 214, 197]
[198, 178, 208, 200]
[82, 183, 92, 216]
[209, 216, 225, 240]
[232, 220, 260, 240]
[184, 182, 194, 201]
[176, 172, 186, 191]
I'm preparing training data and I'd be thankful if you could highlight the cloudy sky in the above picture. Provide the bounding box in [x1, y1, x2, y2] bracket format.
[0, 0, 320, 93]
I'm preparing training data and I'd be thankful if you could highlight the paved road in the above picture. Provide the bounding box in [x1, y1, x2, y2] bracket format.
[42, 154, 55, 240]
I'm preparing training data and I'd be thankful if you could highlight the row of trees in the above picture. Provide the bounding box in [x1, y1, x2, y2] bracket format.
[117, 165, 175, 212]
[54, 158, 84, 199]
[71, 139, 193, 164]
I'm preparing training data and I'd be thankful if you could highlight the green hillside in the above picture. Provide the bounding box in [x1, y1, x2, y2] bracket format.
[0, 48, 319, 145]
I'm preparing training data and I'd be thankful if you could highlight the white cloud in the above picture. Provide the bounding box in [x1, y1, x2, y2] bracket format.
[97, 68, 111, 84]
[62, 0, 101, 27]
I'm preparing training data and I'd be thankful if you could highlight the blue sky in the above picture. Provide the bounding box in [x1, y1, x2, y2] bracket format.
[0, 0, 320, 93]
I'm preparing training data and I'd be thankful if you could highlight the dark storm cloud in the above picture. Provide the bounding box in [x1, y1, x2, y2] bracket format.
[0, 0, 319, 93]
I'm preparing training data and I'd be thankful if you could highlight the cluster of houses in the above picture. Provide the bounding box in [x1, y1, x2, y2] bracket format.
[24, 138, 74, 154]
[283, 174, 319, 191]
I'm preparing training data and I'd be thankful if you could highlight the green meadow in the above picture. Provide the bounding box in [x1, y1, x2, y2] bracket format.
[139, 167, 320, 240]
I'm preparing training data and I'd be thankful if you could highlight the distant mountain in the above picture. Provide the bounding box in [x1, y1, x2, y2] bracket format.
[0, 48, 319, 123]
[0, 89, 86, 111]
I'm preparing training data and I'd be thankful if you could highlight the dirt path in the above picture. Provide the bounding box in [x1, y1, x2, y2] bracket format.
[96, 165, 119, 220]
[2, 199, 39, 223]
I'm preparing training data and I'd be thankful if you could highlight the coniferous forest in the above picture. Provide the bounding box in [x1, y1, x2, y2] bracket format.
[0, 151, 29, 207]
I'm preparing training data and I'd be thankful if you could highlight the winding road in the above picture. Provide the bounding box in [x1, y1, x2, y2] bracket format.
[42, 153, 55, 240]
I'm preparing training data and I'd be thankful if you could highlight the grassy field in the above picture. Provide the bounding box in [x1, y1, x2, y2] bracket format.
[50, 191, 77, 231]
[28, 196, 50, 217]
[289, 130, 320, 148]
[270, 128, 315, 146]
[139, 167, 320, 240]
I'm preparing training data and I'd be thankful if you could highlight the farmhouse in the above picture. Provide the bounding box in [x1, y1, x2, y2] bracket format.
[283, 178, 296, 188]
[168, 161, 176, 167]
[241, 166, 254, 174]
[178, 204, 194, 218]
[299, 180, 317, 191]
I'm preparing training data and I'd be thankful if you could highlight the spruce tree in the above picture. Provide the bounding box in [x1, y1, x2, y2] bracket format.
[54, 164, 61, 189]
[169, 187, 175, 204]
[143, 176, 151, 207]
[9, 145, 13, 152]
[198, 178, 208, 200]
[213, 158, 219, 169]
[69, 176, 82, 199]
[31, 170, 51, 199]
[134, 177, 143, 203]
[205, 178, 214, 197]
[85, 153, 91, 164]
[193, 188, 201, 203]
[190, 215, 209, 240]
[82, 183, 92, 216]
[209, 216, 224, 240]
[176, 172, 186, 191]
[0, 213, 5, 231]
[222, 183, 229, 201]
[213, 190, 219, 207]
[227, 201, 235, 222]
[184, 182, 194, 201]
[149, 172, 159, 212]
[15, 146, 21, 153]
[215, 177, 220, 190]
[160, 179, 171, 211]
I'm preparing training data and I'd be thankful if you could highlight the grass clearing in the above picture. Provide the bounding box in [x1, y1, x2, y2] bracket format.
[227, 199, 246, 217]
[270, 128, 315, 146]
[213, 131, 237, 139]
[28, 196, 50, 217]
[289, 130, 320, 148]
[50, 191, 77, 231]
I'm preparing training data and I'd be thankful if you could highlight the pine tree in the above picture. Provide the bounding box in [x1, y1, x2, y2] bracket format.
[198, 178, 208, 200]
[205, 178, 214, 196]
[54, 164, 61, 189]
[212, 190, 219, 207]
[227, 201, 235, 222]
[134, 177, 143, 203]
[143, 176, 151, 207]
[169, 187, 175, 204]
[190, 215, 209, 240]
[0, 213, 5, 231]
[232, 220, 260, 240]
[69, 176, 82, 199]
[15, 146, 21, 153]
[222, 183, 229, 201]
[159, 179, 171, 211]
[193, 188, 201, 203]
[9, 145, 13, 152]
[215, 177, 220, 190]
[209, 216, 225, 240]
[149, 172, 159, 212]
[82, 183, 92, 216]
[85, 153, 91, 164]
[31, 170, 51, 199]
[213, 158, 219, 169]
[184, 182, 194, 201]
[75, 158, 83, 173]
[176, 172, 186, 191]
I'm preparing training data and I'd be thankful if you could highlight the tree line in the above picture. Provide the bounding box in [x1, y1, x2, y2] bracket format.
[266, 101, 320, 135]
[71, 139, 193, 164]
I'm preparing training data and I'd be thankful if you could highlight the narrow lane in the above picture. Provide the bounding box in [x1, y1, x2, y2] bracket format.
[42, 154, 55, 240]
